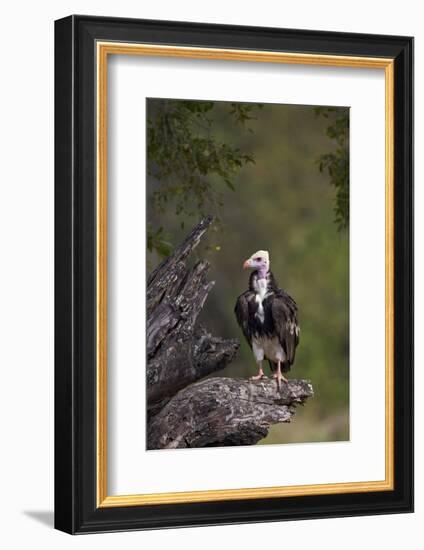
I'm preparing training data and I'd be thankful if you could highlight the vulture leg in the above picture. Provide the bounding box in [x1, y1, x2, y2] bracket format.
[273, 361, 288, 390]
[250, 361, 267, 380]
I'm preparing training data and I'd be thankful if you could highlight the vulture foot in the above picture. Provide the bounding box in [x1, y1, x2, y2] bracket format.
[273, 371, 288, 390]
[250, 373, 268, 381]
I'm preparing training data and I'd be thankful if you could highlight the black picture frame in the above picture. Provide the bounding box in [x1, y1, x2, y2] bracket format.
[55, 15, 414, 534]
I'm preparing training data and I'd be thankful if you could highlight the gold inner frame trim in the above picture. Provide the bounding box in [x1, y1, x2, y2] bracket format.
[96, 41, 395, 508]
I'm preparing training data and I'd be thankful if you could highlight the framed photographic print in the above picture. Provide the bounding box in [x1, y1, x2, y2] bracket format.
[54, 15, 413, 534]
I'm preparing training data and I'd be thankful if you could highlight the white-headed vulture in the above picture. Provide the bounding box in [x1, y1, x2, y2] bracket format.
[234, 250, 300, 388]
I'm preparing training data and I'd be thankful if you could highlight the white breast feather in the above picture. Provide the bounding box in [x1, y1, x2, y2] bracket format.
[254, 278, 268, 323]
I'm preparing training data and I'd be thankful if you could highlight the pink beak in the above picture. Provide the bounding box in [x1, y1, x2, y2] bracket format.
[243, 259, 251, 269]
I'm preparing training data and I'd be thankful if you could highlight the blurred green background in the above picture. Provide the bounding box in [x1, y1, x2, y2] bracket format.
[147, 99, 349, 445]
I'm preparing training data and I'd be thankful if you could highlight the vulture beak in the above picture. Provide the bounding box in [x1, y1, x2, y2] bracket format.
[243, 259, 251, 269]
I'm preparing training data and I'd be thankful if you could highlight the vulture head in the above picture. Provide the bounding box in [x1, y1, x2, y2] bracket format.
[243, 250, 270, 275]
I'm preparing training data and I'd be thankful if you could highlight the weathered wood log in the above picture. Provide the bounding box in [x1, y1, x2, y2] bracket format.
[147, 216, 314, 446]
[147, 216, 239, 413]
[147, 377, 314, 449]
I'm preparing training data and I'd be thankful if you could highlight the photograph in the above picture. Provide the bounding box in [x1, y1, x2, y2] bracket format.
[146, 97, 350, 449]
[52, 14, 413, 533]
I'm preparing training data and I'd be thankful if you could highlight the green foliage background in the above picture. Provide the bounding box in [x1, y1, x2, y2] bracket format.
[147, 99, 349, 444]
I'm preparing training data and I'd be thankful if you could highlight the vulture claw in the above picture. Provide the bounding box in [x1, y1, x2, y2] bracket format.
[250, 374, 268, 381]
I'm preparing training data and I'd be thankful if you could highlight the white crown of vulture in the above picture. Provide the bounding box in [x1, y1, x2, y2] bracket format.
[251, 250, 269, 263]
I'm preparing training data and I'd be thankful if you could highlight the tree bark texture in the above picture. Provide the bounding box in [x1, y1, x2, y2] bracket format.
[147, 216, 313, 448]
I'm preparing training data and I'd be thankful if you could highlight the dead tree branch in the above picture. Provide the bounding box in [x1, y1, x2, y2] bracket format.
[147, 216, 239, 413]
[148, 377, 313, 449]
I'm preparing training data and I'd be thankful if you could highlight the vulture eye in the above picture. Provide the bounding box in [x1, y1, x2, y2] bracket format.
[256, 257, 262, 261]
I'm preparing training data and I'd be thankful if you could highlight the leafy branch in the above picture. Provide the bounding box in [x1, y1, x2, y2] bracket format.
[315, 107, 349, 231]
[147, 99, 261, 257]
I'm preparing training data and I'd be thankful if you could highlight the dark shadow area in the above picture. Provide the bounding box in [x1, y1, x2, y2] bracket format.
[23, 510, 54, 528]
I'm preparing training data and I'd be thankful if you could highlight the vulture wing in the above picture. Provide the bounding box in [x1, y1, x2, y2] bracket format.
[271, 290, 300, 368]
[234, 291, 255, 348]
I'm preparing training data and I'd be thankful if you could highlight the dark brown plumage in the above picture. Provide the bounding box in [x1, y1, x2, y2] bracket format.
[235, 269, 300, 379]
